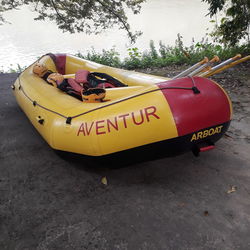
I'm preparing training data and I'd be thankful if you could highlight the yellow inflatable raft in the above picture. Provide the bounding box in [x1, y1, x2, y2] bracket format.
[12, 53, 232, 157]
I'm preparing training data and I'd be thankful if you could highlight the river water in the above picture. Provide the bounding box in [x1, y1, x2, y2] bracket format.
[0, 0, 213, 71]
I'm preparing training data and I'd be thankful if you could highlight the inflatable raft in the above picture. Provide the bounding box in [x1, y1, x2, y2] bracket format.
[12, 54, 232, 157]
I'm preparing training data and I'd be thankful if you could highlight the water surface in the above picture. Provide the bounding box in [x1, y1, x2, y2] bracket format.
[0, 0, 212, 70]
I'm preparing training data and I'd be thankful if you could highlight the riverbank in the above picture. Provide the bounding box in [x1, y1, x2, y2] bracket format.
[1, 40, 250, 73]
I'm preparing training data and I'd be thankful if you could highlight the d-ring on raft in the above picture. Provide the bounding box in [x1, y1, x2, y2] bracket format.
[12, 53, 233, 157]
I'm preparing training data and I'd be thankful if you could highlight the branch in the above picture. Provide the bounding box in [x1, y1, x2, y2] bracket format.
[50, 0, 68, 26]
[94, 0, 136, 43]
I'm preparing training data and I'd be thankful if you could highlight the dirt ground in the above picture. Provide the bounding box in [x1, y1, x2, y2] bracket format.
[0, 64, 250, 250]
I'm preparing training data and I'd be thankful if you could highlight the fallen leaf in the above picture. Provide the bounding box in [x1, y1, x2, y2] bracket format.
[178, 203, 186, 207]
[101, 176, 108, 185]
[227, 186, 237, 194]
[204, 211, 209, 216]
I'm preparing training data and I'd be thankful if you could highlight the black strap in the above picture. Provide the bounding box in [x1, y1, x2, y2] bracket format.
[57, 79, 82, 100]
[87, 72, 127, 88]
[83, 88, 106, 95]
[57, 79, 69, 92]
[41, 71, 53, 83]
[67, 91, 82, 100]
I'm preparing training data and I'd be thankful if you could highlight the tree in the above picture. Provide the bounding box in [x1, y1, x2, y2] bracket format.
[202, 0, 250, 45]
[0, 0, 145, 43]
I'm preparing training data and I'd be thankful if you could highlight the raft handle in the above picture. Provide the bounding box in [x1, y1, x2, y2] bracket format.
[192, 86, 200, 94]
[66, 117, 72, 125]
[36, 116, 44, 125]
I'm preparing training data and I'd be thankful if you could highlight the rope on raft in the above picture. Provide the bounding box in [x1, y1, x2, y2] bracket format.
[16, 76, 200, 125]
[17, 77, 68, 119]
[15, 53, 250, 125]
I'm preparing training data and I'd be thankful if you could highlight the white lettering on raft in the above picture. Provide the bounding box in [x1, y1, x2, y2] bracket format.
[77, 106, 160, 136]
[190, 125, 223, 142]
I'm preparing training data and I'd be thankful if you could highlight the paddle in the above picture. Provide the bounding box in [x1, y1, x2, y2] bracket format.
[172, 57, 208, 79]
[200, 54, 250, 78]
[188, 56, 220, 77]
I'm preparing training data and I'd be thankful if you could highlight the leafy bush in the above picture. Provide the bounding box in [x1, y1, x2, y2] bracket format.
[76, 47, 122, 68]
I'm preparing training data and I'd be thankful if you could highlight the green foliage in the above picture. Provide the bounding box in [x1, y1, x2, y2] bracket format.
[76, 47, 121, 68]
[123, 47, 142, 69]
[203, 0, 250, 45]
[77, 36, 250, 70]
[0, 0, 145, 43]
[149, 40, 158, 59]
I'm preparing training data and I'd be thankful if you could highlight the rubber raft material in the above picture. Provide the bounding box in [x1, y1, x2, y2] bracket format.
[12, 54, 232, 156]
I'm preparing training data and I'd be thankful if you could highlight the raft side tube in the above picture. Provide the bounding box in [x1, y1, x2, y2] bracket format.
[62, 54, 170, 86]
[12, 53, 232, 157]
[51, 88, 179, 156]
[55, 121, 231, 163]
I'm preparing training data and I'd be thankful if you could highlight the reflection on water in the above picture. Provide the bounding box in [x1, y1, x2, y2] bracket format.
[0, 0, 212, 70]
